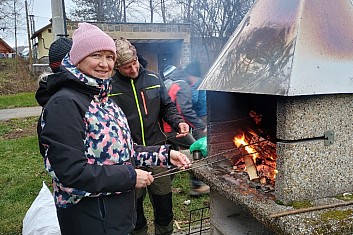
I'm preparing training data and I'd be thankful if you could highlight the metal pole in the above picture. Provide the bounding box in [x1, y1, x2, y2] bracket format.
[14, 0, 17, 71]
[62, 0, 67, 36]
[29, 15, 37, 60]
[51, 0, 66, 40]
[25, 0, 33, 69]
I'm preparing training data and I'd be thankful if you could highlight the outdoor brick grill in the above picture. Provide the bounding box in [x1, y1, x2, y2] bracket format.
[192, 0, 353, 234]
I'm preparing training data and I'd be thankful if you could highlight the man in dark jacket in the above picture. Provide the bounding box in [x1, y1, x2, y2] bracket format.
[110, 37, 189, 235]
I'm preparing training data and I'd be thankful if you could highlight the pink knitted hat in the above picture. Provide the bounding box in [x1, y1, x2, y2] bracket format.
[69, 22, 116, 65]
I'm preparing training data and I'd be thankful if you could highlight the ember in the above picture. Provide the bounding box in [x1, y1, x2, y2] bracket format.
[232, 127, 277, 185]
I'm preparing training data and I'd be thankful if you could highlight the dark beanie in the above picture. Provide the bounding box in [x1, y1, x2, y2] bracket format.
[184, 61, 201, 77]
[49, 37, 73, 73]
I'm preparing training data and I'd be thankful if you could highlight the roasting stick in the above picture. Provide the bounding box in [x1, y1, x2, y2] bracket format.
[153, 140, 256, 179]
[153, 157, 230, 179]
[153, 147, 238, 179]
[152, 117, 253, 146]
[270, 200, 353, 218]
[153, 139, 268, 179]
[153, 149, 259, 179]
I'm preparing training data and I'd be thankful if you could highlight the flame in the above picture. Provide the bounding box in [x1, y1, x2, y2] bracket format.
[232, 130, 277, 184]
[233, 132, 259, 162]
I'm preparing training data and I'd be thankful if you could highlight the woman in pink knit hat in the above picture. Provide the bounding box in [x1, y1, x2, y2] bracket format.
[36, 22, 191, 234]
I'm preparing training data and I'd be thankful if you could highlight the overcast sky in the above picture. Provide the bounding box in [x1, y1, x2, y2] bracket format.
[8, 0, 73, 48]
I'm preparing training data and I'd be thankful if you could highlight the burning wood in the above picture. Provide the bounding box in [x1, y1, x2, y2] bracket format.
[244, 155, 259, 180]
[232, 128, 277, 185]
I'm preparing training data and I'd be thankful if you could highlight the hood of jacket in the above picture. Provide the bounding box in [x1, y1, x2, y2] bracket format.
[168, 68, 192, 84]
[164, 68, 192, 91]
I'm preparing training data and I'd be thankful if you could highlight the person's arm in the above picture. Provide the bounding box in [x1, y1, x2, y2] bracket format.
[133, 147, 191, 188]
[39, 96, 136, 195]
[133, 145, 170, 167]
[133, 145, 190, 168]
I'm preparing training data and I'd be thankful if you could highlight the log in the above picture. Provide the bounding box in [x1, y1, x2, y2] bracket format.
[260, 177, 267, 185]
[270, 200, 353, 218]
[244, 155, 259, 180]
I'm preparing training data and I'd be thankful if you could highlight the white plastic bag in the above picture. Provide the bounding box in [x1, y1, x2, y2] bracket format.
[22, 182, 61, 235]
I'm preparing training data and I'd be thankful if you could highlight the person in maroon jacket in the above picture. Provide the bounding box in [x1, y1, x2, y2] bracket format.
[163, 62, 210, 196]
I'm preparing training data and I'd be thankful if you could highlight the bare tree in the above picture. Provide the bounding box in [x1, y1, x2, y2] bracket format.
[96, 0, 104, 21]
[70, 0, 99, 21]
[174, 0, 255, 66]
[153, 0, 180, 23]
[149, 0, 154, 22]
[127, 0, 159, 23]
[122, 0, 126, 22]
[70, 0, 130, 22]
[126, 0, 178, 23]
[0, 0, 25, 46]
[0, 0, 12, 34]
[67, 0, 254, 66]
[160, 0, 166, 23]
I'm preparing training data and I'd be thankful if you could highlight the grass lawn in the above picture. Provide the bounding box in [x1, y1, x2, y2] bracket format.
[0, 127, 50, 234]
[0, 92, 37, 109]
[0, 117, 209, 234]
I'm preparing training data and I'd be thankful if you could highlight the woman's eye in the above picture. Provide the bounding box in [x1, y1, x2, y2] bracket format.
[91, 53, 101, 58]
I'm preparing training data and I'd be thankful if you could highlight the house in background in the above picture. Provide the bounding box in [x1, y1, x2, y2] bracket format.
[31, 21, 191, 74]
[0, 38, 16, 58]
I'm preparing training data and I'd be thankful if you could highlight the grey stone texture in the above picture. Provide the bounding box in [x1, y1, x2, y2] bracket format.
[275, 94, 353, 204]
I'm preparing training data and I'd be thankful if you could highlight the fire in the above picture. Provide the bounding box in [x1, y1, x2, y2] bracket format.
[232, 130, 277, 185]
[233, 132, 259, 162]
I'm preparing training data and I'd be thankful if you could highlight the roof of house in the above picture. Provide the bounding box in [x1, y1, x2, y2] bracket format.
[0, 38, 15, 53]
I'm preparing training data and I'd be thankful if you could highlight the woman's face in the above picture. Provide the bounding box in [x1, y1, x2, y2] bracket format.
[77, 51, 116, 79]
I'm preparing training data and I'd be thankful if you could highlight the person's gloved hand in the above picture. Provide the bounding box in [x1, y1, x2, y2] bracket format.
[176, 122, 189, 138]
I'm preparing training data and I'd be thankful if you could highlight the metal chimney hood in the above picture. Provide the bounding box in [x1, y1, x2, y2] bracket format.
[199, 0, 353, 96]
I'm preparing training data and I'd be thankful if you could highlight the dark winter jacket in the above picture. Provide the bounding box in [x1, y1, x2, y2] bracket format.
[163, 69, 206, 132]
[110, 66, 184, 146]
[36, 56, 172, 232]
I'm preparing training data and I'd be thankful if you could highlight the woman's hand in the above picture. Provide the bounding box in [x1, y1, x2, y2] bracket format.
[135, 169, 154, 188]
[169, 150, 192, 169]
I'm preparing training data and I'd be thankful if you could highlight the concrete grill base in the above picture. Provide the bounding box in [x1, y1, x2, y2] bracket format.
[210, 190, 273, 235]
[192, 161, 353, 235]
[276, 94, 353, 204]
